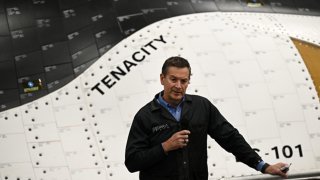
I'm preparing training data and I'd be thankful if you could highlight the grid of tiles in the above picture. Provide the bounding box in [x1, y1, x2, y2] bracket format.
[0, 0, 320, 112]
[0, 12, 319, 179]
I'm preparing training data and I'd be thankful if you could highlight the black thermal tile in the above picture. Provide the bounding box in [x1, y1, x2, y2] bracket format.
[166, 1, 195, 16]
[114, 0, 141, 16]
[20, 89, 48, 104]
[0, 36, 13, 61]
[0, 89, 20, 111]
[142, 8, 170, 24]
[71, 43, 99, 67]
[139, 0, 167, 9]
[0, 60, 17, 89]
[95, 27, 123, 48]
[215, 0, 244, 11]
[117, 13, 147, 36]
[15, 51, 44, 77]
[11, 27, 40, 55]
[47, 74, 74, 92]
[294, 0, 320, 16]
[270, 0, 299, 14]
[58, 0, 92, 10]
[98, 43, 115, 56]
[74, 58, 97, 77]
[32, 0, 60, 18]
[45, 63, 74, 83]
[62, 4, 95, 34]
[191, 0, 219, 13]
[42, 41, 71, 66]
[36, 17, 66, 45]
[92, 9, 119, 34]
[5, 0, 35, 30]
[67, 26, 95, 54]
[0, 13, 9, 35]
[0, 0, 4, 12]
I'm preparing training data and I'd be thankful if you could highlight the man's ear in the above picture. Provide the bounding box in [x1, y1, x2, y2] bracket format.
[160, 74, 165, 85]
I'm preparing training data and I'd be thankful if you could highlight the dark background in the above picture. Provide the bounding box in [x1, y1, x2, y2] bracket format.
[0, 0, 320, 111]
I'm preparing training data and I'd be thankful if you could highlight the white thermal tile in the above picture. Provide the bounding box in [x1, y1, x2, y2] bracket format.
[24, 122, 60, 142]
[28, 142, 67, 167]
[0, 134, 30, 163]
[70, 168, 106, 180]
[272, 94, 304, 122]
[0, 163, 35, 180]
[206, 72, 237, 99]
[34, 167, 71, 180]
[245, 109, 279, 139]
[238, 83, 273, 111]
[229, 60, 264, 84]
[54, 103, 89, 127]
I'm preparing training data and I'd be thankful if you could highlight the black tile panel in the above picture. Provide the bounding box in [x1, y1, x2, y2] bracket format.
[92, 9, 119, 34]
[114, 0, 141, 16]
[67, 25, 95, 54]
[71, 43, 99, 67]
[0, 60, 17, 89]
[45, 63, 74, 83]
[0, 12, 9, 35]
[98, 43, 115, 56]
[36, 17, 66, 45]
[11, 27, 40, 55]
[293, 0, 320, 16]
[0, 89, 20, 111]
[0, 36, 13, 61]
[20, 89, 48, 104]
[15, 51, 44, 77]
[270, 0, 299, 14]
[215, 0, 244, 11]
[58, 0, 91, 10]
[0, 0, 4, 12]
[95, 27, 123, 48]
[91, 0, 114, 12]
[74, 58, 97, 76]
[117, 13, 147, 36]
[42, 41, 71, 66]
[139, 0, 167, 9]
[166, 1, 195, 16]
[62, 3, 96, 34]
[191, 0, 219, 13]
[32, 0, 61, 18]
[5, 0, 35, 30]
[142, 9, 170, 24]
[47, 74, 74, 92]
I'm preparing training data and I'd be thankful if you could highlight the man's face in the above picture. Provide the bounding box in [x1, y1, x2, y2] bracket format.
[160, 66, 190, 106]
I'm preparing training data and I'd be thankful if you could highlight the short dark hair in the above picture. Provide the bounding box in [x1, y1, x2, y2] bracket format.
[161, 56, 191, 78]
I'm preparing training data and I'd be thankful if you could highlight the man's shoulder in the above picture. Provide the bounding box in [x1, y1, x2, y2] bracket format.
[136, 98, 158, 115]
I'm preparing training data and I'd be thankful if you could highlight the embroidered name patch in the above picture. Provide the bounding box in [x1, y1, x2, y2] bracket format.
[152, 124, 170, 133]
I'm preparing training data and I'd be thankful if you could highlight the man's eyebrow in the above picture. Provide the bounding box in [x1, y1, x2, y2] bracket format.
[168, 75, 189, 80]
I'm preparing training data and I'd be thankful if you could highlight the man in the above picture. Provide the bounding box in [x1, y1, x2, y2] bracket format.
[125, 56, 288, 180]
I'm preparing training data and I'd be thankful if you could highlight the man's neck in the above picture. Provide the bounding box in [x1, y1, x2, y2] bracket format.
[161, 94, 182, 108]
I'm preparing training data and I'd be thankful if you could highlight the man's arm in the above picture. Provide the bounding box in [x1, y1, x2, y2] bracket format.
[124, 114, 167, 172]
[207, 101, 289, 178]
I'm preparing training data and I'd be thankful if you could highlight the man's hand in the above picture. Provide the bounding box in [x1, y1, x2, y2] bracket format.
[162, 130, 191, 153]
[264, 163, 289, 178]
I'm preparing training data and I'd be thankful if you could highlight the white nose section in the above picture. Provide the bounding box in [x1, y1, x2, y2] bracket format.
[0, 12, 319, 179]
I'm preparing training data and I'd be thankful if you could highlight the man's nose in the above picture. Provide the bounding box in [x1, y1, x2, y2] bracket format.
[174, 81, 182, 88]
